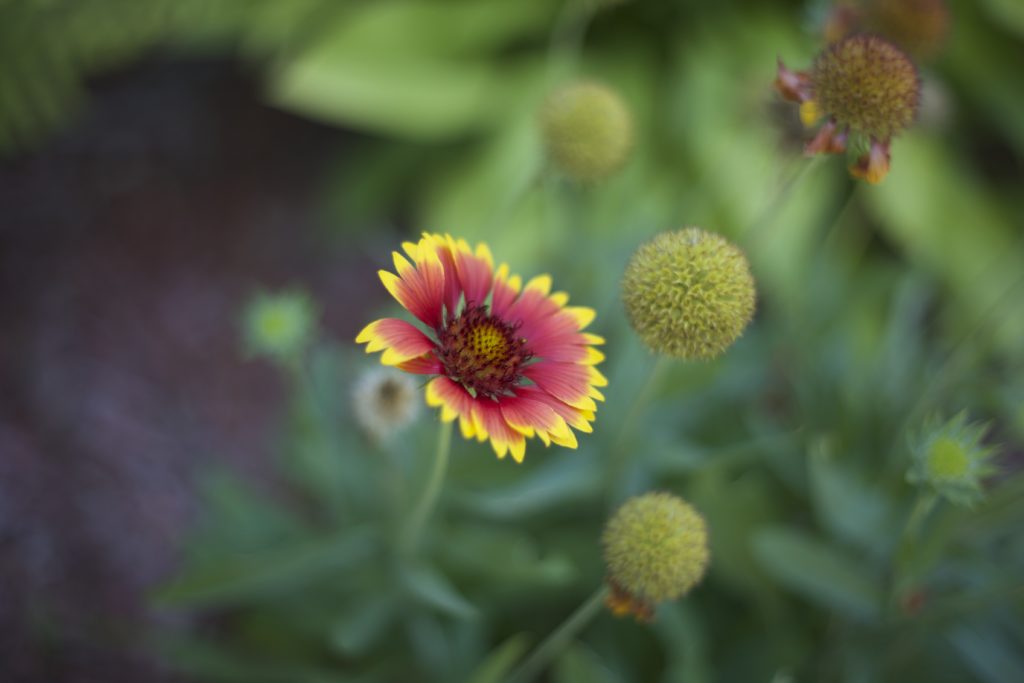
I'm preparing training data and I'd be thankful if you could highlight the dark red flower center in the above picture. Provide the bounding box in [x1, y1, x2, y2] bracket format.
[437, 306, 531, 399]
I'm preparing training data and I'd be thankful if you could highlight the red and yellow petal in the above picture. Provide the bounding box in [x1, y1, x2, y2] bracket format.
[355, 318, 436, 366]
[380, 237, 447, 330]
[523, 361, 606, 412]
[425, 376, 477, 439]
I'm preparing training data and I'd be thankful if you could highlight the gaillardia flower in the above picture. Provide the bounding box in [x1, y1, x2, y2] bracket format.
[356, 234, 606, 462]
[622, 228, 756, 360]
[776, 34, 920, 184]
[602, 492, 709, 621]
[907, 412, 999, 508]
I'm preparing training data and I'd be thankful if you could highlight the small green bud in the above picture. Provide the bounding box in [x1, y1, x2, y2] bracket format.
[622, 228, 756, 360]
[352, 367, 420, 443]
[602, 492, 709, 620]
[540, 81, 633, 183]
[243, 290, 317, 361]
[907, 412, 999, 508]
[812, 34, 920, 142]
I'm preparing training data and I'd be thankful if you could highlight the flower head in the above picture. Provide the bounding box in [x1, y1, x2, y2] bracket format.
[622, 228, 756, 360]
[540, 81, 633, 183]
[775, 35, 920, 184]
[602, 492, 709, 621]
[243, 290, 317, 361]
[356, 234, 605, 462]
[908, 412, 999, 507]
[352, 368, 420, 443]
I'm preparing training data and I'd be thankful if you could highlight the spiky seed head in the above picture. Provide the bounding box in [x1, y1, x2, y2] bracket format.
[907, 412, 999, 508]
[812, 34, 920, 141]
[622, 228, 756, 360]
[540, 81, 633, 183]
[864, 0, 950, 59]
[352, 368, 420, 443]
[243, 290, 317, 360]
[602, 492, 709, 617]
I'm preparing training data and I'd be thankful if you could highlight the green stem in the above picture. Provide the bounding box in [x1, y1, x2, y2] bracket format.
[506, 585, 610, 683]
[604, 355, 671, 501]
[401, 419, 453, 557]
[890, 491, 938, 607]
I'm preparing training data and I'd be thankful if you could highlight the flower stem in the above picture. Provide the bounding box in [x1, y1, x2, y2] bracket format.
[506, 585, 610, 683]
[890, 491, 938, 608]
[401, 419, 453, 557]
[604, 355, 671, 503]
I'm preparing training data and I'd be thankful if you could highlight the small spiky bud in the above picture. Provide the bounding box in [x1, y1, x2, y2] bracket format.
[622, 228, 756, 360]
[352, 368, 420, 443]
[540, 81, 633, 183]
[907, 412, 999, 507]
[243, 290, 317, 361]
[602, 492, 709, 621]
[812, 35, 920, 141]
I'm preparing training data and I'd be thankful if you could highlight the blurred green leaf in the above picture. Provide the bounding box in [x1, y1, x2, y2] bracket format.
[465, 633, 532, 683]
[329, 595, 399, 656]
[949, 622, 1024, 683]
[752, 527, 883, 622]
[155, 527, 376, 608]
[807, 436, 896, 556]
[403, 564, 480, 620]
[554, 642, 618, 683]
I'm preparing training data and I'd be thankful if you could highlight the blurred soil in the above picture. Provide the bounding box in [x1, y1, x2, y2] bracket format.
[0, 59, 375, 682]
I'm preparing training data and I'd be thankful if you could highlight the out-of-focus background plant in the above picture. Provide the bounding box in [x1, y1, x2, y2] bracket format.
[2, 0, 1023, 681]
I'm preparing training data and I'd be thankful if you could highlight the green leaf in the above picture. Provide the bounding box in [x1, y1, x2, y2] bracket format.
[554, 642, 618, 683]
[329, 596, 399, 656]
[403, 565, 480, 620]
[154, 527, 376, 609]
[752, 527, 883, 622]
[807, 436, 895, 555]
[949, 622, 1024, 683]
[465, 633, 532, 683]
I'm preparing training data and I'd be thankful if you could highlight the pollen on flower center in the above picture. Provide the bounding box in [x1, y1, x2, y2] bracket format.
[438, 306, 531, 399]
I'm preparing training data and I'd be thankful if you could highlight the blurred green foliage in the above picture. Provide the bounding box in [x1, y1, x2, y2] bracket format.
[5, 0, 1024, 681]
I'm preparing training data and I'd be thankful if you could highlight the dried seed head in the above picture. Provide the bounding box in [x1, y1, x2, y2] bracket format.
[622, 228, 756, 360]
[602, 492, 709, 620]
[352, 368, 420, 443]
[540, 81, 633, 183]
[812, 34, 920, 141]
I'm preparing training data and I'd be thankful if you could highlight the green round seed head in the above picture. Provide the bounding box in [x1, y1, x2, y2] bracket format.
[812, 34, 920, 140]
[602, 492, 709, 604]
[622, 228, 756, 360]
[540, 81, 633, 183]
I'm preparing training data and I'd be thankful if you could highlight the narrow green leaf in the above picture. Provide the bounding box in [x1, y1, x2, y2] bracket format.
[466, 633, 532, 683]
[752, 527, 883, 622]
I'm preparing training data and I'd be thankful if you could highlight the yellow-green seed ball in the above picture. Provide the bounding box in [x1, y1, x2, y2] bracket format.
[602, 492, 709, 604]
[926, 437, 970, 480]
[812, 34, 920, 140]
[540, 81, 633, 183]
[622, 228, 756, 360]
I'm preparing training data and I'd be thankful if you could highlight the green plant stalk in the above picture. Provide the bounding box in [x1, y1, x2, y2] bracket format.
[890, 491, 938, 608]
[604, 355, 671, 503]
[400, 419, 453, 557]
[506, 585, 610, 683]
